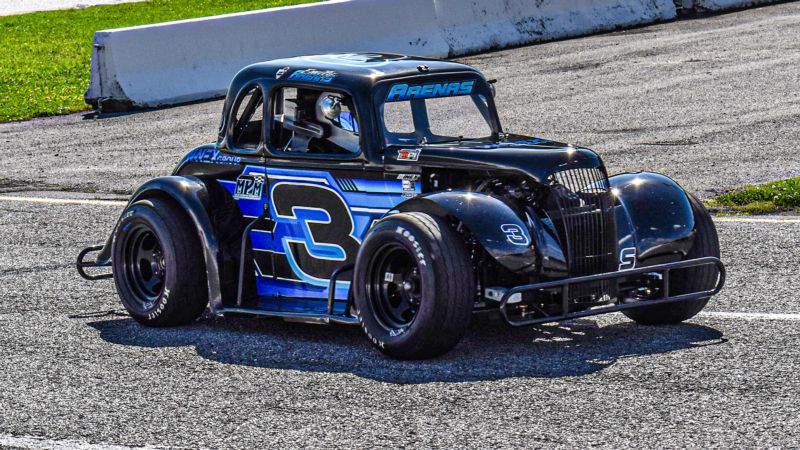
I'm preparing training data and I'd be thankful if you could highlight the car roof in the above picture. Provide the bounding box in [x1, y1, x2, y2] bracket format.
[236, 53, 482, 86]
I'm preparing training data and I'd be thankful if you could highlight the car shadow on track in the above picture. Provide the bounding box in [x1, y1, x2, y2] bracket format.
[84, 312, 725, 384]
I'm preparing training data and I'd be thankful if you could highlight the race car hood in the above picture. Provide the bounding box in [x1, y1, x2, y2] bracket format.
[385, 134, 604, 183]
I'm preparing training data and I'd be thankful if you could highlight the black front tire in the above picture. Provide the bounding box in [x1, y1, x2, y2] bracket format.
[112, 198, 208, 327]
[353, 212, 475, 359]
[622, 193, 720, 325]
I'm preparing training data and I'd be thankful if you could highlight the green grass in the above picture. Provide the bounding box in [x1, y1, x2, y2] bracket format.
[705, 177, 800, 215]
[0, 0, 316, 123]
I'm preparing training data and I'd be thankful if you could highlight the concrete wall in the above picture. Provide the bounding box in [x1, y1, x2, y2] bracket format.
[86, 0, 448, 108]
[433, 0, 675, 56]
[86, 0, 770, 110]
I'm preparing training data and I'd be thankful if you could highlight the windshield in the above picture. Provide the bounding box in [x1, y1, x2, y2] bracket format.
[380, 80, 495, 146]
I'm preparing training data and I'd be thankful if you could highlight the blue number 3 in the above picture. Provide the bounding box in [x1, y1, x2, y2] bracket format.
[269, 182, 361, 285]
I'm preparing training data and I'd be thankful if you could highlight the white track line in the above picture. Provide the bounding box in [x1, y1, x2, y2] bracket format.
[0, 433, 161, 450]
[713, 217, 800, 224]
[0, 195, 798, 224]
[700, 311, 800, 321]
[0, 195, 126, 207]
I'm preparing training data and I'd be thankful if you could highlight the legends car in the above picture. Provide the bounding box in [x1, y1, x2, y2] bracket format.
[78, 53, 725, 359]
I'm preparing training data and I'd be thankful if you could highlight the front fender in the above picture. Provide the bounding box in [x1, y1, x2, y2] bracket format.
[610, 172, 695, 265]
[96, 176, 225, 313]
[388, 191, 539, 273]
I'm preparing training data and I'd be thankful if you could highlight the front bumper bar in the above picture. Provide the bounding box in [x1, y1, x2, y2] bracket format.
[498, 257, 725, 326]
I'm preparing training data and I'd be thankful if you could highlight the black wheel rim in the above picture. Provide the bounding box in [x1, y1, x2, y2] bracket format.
[122, 224, 165, 310]
[366, 242, 422, 330]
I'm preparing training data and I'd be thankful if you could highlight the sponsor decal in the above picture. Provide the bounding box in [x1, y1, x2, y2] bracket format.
[234, 174, 265, 200]
[186, 148, 242, 166]
[501, 224, 530, 246]
[386, 80, 474, 102]
[401, 179, 415, 191]
[618, 247, 637, 270]
[288, 68, 337, 83]
[397, 148, 421, 162]
[396, 174, 420, 181]
[275, 66, 290, 79]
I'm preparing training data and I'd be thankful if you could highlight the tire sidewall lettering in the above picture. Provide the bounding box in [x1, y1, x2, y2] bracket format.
[147, 287, 170, 320]
[394, 225, 427, 267]
[358, 314, 385, 349]
[114, 202, 177, 322]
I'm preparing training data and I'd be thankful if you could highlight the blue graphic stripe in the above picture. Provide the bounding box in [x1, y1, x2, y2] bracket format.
[217, 165, 420, 302]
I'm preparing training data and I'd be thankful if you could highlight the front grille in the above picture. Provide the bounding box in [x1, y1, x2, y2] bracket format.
[547, 166, 618, 303]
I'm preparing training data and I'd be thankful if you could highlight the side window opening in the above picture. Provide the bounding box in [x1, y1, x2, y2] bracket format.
[232, 85, 263, 149]
[270, 86, 360, 156]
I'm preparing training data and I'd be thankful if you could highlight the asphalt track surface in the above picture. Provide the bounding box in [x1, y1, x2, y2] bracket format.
[1, 3, 799, 449]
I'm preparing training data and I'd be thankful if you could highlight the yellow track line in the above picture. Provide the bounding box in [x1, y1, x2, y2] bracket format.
[0, 195, 127, 207]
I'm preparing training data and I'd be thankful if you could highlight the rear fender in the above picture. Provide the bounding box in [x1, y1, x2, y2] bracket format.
[96, 176, 231, 313]
[388, 191, 540, 273]
[610, 172, 695, 267]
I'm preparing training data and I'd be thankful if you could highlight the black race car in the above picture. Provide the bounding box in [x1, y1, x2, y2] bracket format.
[79, 53, 725, 359]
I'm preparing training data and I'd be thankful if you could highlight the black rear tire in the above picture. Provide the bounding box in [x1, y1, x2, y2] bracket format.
[622, 193, 720, 325]
[112, 198, 208, 327]
[353, 212, 475, 359]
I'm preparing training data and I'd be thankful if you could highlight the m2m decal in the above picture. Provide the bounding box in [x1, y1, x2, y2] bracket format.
[386, 80, 475, 102]
[234, 174, 265, 200]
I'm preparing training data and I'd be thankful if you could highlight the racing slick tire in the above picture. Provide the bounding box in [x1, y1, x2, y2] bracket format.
[112, 198, 208, 327]
[622, 193, 720, 325]
[353, 212, 475, 359]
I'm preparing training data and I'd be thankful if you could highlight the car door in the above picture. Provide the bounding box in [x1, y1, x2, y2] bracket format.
[228, 85, 420, 313]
